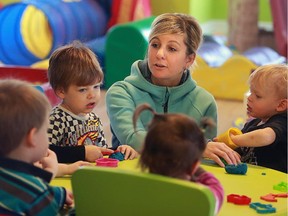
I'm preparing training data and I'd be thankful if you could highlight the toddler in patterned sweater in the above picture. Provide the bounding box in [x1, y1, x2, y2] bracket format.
[48, 41, 138, 163]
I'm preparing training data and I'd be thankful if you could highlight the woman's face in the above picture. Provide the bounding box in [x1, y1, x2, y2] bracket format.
[148, 34, 194, 87]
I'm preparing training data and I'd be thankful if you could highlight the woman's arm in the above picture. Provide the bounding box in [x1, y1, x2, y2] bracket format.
[106, 84, 146, 151]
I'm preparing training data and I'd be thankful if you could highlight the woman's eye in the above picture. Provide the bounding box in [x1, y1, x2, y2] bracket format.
[168, 47, 177, 52]
[151, 43, 158, 48]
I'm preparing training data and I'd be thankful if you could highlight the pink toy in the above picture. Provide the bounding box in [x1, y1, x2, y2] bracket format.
[95, 158, 118, 167]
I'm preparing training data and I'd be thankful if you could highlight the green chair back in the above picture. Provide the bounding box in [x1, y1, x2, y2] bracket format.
[71, 166, 215, 216]
[104, 16, 155, 89]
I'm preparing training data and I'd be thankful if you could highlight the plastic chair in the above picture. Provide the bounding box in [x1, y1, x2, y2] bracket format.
[71, 166, 215, 216]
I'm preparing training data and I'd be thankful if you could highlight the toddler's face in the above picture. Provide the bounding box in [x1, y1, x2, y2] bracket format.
[247, 82, 281, 121]
[59, 81, 101, 115]
[34, 116, 50, 162]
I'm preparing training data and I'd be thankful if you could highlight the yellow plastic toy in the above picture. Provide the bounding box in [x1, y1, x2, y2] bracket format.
[215, 127, 242, 150]
[31, 59, 49, 69]
[21, 5, 52, 59]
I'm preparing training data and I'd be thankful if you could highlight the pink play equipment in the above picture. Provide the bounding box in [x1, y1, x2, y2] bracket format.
[269, 0, 287, 58]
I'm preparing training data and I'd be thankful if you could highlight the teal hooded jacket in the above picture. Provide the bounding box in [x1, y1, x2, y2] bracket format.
[106, 60, 218, 151]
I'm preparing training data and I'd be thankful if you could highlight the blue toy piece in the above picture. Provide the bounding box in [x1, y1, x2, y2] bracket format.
[109, 151, 125, 161]
[225, 163, 248, 175]
[249, 202, 276, 214]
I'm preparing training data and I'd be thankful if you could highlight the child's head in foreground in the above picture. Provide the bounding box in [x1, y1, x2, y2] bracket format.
[48, 40, 104, 114]
[133, 103, 207, 179]
[247, 64, 287, 120]
[0, 79, 51, 161]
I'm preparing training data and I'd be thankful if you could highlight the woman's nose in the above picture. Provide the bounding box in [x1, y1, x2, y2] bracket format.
[156, 48, 165, 59]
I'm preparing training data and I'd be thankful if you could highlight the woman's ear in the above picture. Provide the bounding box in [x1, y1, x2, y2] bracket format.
[185, 53, 196, 69]
[55, 88, 65, 99]
[276, 99, 287, 112]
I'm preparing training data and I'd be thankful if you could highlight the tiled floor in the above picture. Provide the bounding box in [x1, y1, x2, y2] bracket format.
[97, 90, 246, 146]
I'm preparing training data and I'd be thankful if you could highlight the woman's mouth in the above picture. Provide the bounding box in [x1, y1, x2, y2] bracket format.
[155, 63, 166, 68]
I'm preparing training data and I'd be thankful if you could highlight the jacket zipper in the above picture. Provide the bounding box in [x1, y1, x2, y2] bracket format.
[162, 87, 169, 113]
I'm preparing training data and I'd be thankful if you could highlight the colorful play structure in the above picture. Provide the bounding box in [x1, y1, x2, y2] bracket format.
[0, 0, 286, 102]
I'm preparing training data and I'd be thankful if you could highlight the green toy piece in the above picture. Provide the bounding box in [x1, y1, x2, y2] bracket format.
[273, 182, 288, 192]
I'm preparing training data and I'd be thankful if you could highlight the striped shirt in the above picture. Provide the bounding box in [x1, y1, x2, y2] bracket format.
[0, 157, 66, 215]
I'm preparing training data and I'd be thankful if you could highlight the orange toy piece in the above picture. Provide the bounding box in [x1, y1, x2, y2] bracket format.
[216, 127, 242, 150]
[260, 193, 288, 202]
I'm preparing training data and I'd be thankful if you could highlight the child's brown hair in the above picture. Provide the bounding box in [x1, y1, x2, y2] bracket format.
[48, 40, 103, 91]
[133, 103, 210, 178]
[0, 79, 51, 156]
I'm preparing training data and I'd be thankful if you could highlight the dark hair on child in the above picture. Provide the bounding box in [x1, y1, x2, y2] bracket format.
[133, 103, 212, 178]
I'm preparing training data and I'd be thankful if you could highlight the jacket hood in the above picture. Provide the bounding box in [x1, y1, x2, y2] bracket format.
[124, 60, 197, 103]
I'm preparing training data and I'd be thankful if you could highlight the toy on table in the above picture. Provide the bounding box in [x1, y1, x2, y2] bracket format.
[233, 117, 245, 129]
[102, 150, 118, 156]
[225, 163, 248, 175]
[102, 150, 125, 161]
[227, 194, 251, 205]
[215, 127, 242, 150]
[273, 181, 287, 192]
[109, 151, 125, 161]
[95, 158, 118, 167]
[249, 202, 276, 214]
[260, 193, 288, 202]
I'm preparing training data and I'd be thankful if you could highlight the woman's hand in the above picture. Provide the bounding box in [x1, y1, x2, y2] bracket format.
[117, 145, 139, 160]
[203, 141, 241, 167]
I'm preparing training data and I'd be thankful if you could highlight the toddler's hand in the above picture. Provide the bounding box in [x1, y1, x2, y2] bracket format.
[57, 161, 91, 177]
[117, 145, 139, 160]
[85, 146, 111, 162]
[35, 149, 58, 178]
[65, 189, 74, 206]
